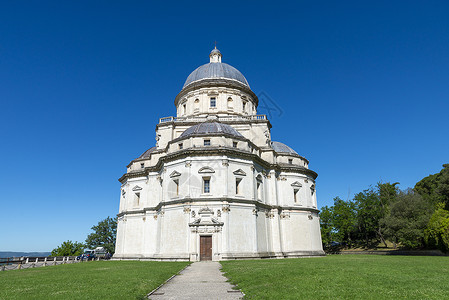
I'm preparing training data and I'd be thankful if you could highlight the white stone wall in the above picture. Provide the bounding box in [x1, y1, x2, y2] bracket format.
[115, 151, 324, 260]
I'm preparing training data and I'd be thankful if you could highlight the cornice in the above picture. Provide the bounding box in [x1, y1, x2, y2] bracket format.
[117, 197, 320, 217]
[155, 117, 272, 130]
[119, 147, 318, 183]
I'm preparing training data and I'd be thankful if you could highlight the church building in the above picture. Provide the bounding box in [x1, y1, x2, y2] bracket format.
[114, 47, 324, 260]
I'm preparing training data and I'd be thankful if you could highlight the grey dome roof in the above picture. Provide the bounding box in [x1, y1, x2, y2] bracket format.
[180, 122, 243, 138]
[271, 141, 298, 155]
[183, 63, 249, 88]
[137, 146, 156, 159]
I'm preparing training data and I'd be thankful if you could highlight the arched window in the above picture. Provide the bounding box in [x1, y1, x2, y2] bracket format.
[194, 99, 200, 112]
[227, 97, 233, 110]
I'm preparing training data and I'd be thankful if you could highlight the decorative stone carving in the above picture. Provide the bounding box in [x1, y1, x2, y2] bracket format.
[153, 215, 158, 220]
[264, 129, 271, 145]
[280, 212, 290, 219]
[265, 210, 274, 219]
[222, 205, 230, 213]
[252, 208, 258, 216]
[189, 206, 223, 233]
[155, 133, 161, 147]
[191, 211, 196, 218]
[183, 207, 191, 214]
[132, 185, 143, 191]
[217, 209, 221, 217]
[142, 217, 146, 221]
[311, 183, 316, 195]
[185, 161, 192, 168]
[222, 159, 229, 167]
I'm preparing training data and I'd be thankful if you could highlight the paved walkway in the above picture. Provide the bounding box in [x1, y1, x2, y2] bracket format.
[148, 261, 244, 299]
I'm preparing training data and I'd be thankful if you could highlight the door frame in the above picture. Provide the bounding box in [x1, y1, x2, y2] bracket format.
[199, 235, 212, 261]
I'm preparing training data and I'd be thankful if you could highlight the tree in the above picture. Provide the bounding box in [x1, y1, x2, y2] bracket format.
[382, 189, 432, 249]
[424, 203, 449, 252]
[319, 205, 334, 246]
[415, 164, 449, 209]
[353, 188, 384, 247]
[332, 197, 356, 245]
[51, 240, 84, 256]
[85, 216, 117, 254]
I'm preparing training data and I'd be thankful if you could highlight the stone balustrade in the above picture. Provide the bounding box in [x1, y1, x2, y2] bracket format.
[159, 114, 267, 124]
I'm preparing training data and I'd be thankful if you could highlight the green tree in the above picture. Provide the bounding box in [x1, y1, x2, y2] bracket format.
[415, 164, 449, 209]
[332, 197, 356, 245]
[51, 240, 84, 256]
[382, 189, 432, 249]
[377, 182, 399, 246]
[425, 203, 449, 252]
[319, 205, 334, 246]
[85, 216, 117, 254]
[353, 188, 383, 247]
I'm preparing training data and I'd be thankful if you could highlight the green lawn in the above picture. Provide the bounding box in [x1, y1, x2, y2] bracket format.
[0, 260, 189, 300]
[221, 255, 449, 299]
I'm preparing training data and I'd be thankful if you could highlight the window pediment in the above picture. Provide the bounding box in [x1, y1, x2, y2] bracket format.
[233, 169, 246, 176]
[132, 185, 142, 191]
[198, 166, 215, 174]
[169, 171, 181, 178]
[291, 181, 302, 188]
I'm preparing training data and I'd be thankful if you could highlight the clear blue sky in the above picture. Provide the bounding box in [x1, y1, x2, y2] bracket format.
[1, 1, 448, 252]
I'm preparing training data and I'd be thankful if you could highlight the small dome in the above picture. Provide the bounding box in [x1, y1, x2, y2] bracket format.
[183, 48, 249, 89]
[271, 141, 298, 155]
[180, 122, 243, 139]
[137, 146, 157, 159]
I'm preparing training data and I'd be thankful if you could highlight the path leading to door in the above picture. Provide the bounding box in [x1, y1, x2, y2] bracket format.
[148, 262, 244, 299]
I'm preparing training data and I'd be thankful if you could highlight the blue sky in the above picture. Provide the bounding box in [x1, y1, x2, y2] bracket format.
[1, 1, 448, 251]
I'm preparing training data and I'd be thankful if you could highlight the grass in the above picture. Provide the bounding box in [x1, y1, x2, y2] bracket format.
[0, 260, 189, 300]
[221, 255, 449, 299]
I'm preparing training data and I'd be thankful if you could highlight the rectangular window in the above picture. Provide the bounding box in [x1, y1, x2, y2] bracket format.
[204, 139, 211, 146]
[134, 192, 140, 206]
[257, 181, 262, 200]
[236, 178, 242, 195]
[210, 97, 216, 108]
[233, 141, 238, 148]
[183, 104, 186, 115]
[294, 189, 299, 203]
[288, 159, 293, 165]
[203, 178, 210, 193]
[242, 101, 246, 112]
[140, 163, 145, 168]
[175, 179, 179, 196]
[179, 143, 183, 149]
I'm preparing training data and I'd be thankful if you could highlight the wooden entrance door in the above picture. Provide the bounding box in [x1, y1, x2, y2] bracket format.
[200, 236, 212, 261]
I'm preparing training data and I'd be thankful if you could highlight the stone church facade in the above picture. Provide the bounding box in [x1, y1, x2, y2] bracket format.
[114, 48, 324, 261]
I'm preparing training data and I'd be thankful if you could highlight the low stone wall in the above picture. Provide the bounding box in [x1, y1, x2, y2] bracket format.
[0, 256, 80, 271]
[329, 249, 448, 256]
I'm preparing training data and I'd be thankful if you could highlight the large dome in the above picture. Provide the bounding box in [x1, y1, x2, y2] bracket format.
[182, 48, 249, 89]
